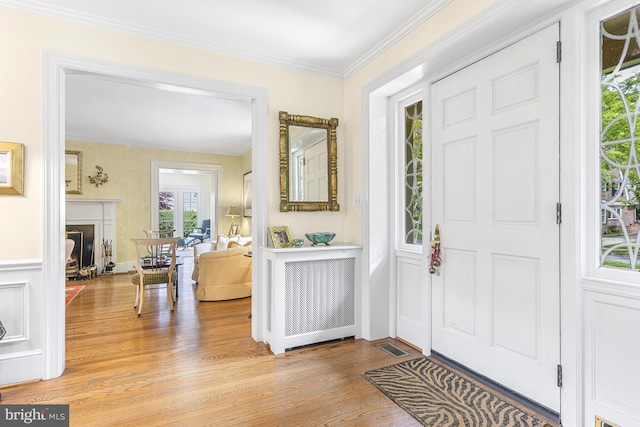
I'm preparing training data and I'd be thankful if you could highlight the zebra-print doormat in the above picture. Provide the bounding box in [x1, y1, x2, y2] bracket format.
[363, 357, 550, 427]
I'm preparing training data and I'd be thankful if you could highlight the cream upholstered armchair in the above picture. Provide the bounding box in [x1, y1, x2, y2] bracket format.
[195, 245, 252, 301]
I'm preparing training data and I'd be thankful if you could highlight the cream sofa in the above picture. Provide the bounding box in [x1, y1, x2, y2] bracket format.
[195, 245, 252, 301]
[191, 234, 251, 282]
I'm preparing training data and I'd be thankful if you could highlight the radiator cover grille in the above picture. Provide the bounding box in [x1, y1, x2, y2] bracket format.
[284, 258, 355, 337]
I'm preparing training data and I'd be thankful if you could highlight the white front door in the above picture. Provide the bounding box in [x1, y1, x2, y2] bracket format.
[430, 24, 560, 411]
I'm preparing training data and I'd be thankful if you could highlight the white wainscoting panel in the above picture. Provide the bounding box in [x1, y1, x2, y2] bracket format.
[0, 260, 44, 385]
[0, 280, 29, 342]
[585, 287, 640, 426]
[396, 256, 423, 348]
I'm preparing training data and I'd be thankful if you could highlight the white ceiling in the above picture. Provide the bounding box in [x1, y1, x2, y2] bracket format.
[65, 73, 255, 155]
[3, 0, 449, 154]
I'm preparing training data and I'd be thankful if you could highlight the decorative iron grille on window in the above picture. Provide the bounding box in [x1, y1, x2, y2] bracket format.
[404, 101, 423, 245]
[600, 6, 640, 270]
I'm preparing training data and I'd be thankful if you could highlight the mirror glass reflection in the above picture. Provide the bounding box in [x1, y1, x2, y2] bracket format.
[289, 125, 328, 202]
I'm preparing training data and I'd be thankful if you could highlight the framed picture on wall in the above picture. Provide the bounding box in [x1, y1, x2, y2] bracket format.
[0, 141, 24, 195]
[243, 171, 252, 217]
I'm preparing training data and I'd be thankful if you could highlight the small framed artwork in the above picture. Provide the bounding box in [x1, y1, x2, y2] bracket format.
[229, 224, 239, 236]
[243, 171, 252, 217]
[0, 141, 24, 195]
[269, 225, 293, 248]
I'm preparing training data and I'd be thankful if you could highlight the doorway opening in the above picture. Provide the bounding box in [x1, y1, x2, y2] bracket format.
[43, 52, 267, 380]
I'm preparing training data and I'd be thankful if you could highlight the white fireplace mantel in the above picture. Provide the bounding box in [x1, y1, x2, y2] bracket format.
[66, 199, 120, 274]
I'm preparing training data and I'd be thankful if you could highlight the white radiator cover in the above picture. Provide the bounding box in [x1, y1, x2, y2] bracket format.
[284, 258, 356, 337]
[262, 244, 362, 354]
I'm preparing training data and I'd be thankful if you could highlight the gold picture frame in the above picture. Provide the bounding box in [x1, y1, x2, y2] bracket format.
[65, 150, 83, 195]
[243, 171, 252, 217]
[269, 225, 293, 248]
[0, 141, 24, 195]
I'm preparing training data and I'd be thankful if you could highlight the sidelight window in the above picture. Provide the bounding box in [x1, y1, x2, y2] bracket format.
[399, 98, 423, 246]
[600, 5, 640, 270]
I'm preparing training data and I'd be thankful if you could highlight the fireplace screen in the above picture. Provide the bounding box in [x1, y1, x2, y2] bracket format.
[66, 225, 95, 271]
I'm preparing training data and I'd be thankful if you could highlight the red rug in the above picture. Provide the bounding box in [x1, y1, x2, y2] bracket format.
[65, 285, 84, 306]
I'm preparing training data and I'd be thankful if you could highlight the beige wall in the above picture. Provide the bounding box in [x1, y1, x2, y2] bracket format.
[0, 6, 343, 261]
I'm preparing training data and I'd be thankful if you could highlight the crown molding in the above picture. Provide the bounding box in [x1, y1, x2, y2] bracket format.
[344, 0, 452, 78]
[2, 0, 458, 80]
[0, 0, 343, 78]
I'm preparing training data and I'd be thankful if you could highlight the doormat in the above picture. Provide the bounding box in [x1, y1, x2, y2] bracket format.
[65, 285, 84, 306]
[363, 357, 551, 427]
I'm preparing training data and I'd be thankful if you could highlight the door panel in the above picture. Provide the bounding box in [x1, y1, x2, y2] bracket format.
[304, 141, 328, 201]
[431, 24, 560, 411]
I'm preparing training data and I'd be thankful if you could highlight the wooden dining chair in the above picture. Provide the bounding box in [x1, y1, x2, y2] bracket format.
[130, 237, 180, 316]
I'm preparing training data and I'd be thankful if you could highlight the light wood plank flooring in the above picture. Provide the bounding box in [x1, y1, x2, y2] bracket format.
[1, 254, 422, 426]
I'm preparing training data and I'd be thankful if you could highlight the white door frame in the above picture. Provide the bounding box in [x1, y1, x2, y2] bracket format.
[388, 87, 427, 350]
[42, 52, 267, 379]
[152, 161, 221, 237]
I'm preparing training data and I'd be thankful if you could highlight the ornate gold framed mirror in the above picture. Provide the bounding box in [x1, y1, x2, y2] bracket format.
[65, 150, 82, 195]
[279, 111, 339, 212]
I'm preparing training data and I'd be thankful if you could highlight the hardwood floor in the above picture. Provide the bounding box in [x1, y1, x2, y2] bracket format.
[1, 254, 422, 426]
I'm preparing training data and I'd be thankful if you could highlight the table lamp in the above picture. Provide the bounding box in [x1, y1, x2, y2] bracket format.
[226, 206, 241, 235]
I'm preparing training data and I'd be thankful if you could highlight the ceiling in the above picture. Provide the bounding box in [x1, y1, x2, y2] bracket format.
[4, 0, 449, 154]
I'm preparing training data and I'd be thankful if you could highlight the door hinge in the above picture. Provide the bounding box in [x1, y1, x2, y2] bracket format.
[556, 202, 562, 224]
[556, 41, 562, 63]
[557, 364, 563, 388]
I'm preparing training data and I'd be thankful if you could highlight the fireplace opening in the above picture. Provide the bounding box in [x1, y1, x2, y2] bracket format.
[66, 225, 95, 279]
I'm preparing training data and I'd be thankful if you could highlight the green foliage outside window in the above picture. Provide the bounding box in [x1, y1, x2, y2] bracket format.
[159, 209, 174, 236]
[183, 210, 198, 237]
[601, 70, 640, 207]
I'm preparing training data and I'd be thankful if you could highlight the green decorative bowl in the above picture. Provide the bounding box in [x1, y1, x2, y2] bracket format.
[305, 232, 336, 246]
